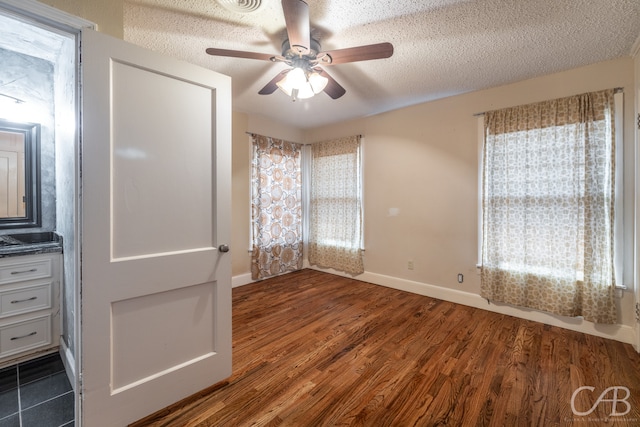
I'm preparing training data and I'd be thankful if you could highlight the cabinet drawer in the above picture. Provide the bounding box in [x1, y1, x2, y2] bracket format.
[0, 284, 51, 318]
[0, 258, 52, 285]
[0, 316, 51, 358]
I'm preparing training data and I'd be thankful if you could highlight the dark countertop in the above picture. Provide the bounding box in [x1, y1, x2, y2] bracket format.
[0, 232, 63, 258]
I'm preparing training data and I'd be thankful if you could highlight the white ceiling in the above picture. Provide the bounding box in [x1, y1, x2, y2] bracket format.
[124, 0, 637, 129]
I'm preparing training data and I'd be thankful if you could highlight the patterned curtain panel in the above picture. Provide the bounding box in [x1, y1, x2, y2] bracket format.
[480, 89, 617, 324]
[250, 134, 303, 280]
[308, 135, 364, 275]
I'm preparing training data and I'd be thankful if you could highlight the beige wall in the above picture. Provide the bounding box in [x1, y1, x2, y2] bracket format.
[233, 57, 638, 340]
[230, 113, 305, 277]
[231, 112, 250, 277]
[308, 57, 634, 291]
[43, 0, 124, 38]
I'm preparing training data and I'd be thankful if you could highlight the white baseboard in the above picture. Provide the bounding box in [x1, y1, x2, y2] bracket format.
[309, 266, 637, 346]
[232, 273, 254, 288]
[59, 338, 76, 391]
[232, 270, 303, 288]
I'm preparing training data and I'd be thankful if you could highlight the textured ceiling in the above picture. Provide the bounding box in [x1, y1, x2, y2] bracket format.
[127, 0, 637, 129]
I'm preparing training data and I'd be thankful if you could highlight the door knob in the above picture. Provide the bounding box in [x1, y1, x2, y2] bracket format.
[218, 244, 230, 253]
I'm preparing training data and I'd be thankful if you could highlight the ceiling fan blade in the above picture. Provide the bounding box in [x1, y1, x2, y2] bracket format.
[258, 70, 290, 95]
[206, 47, 275, 62]
[282, 0, 310, 55]
[315, 68, 346, 99]
[318, 42, 394, 65]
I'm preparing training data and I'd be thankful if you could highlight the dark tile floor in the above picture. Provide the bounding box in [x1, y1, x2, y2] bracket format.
[0, 353, 74, 427]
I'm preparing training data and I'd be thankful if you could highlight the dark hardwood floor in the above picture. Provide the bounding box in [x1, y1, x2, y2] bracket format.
[132, 269, 640, 426]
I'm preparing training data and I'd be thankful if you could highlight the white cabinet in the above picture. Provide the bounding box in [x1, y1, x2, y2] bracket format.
[0, 253, 61, 366]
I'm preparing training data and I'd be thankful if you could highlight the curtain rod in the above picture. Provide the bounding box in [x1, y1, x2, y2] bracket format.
[472, 87, 624, 117]
[245, 132, 364, 139]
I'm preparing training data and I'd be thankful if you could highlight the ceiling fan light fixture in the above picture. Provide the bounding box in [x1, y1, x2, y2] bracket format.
[308, 72, 328, 94]
[286, 67, 307, 89]
[276, 79, 314, 100]
[276, 67, 327, 101]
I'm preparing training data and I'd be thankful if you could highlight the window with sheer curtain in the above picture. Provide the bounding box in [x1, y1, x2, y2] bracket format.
[308, 135, 364, 275]
[480, 89, 619, 324]
[250, 134, 303, 280]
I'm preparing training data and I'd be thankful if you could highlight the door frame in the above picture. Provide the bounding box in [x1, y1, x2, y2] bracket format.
[0, 0, 94, 31]
[0, 0, 94, 421]
[636, 87, 640, 352]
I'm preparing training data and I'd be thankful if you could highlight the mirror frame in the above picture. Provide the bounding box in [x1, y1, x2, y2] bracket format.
[0, 119, 41, 229]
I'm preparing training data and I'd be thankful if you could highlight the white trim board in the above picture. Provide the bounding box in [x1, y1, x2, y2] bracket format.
[232, 273, 254, 288]
[0, 0, 95, 31]
[308, 267, 637, 346]
[231, 270, 297, 288]
[59, 338, 76, 391]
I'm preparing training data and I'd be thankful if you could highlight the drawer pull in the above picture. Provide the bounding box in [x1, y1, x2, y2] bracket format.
[10, 268, 38, 275]
[10, 331, 37, 341]
[10, 296, 38, 304]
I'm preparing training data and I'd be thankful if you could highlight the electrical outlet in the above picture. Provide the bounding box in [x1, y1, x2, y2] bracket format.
[457, 273, 464, 283]
[408, 260, 414, 270]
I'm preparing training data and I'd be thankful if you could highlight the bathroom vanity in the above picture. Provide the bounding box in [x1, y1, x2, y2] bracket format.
[0, 233, 62, 367]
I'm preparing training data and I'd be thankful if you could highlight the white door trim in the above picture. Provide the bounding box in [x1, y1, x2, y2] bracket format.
[0, 0, 94, 31]
[636, 87, 640, 352]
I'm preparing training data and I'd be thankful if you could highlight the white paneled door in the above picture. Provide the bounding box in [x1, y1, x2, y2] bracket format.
[80, 29, 232, 425]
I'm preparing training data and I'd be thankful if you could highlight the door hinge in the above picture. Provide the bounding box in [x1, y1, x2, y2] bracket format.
[636, 302, 640, 323]
[637, 113, 640, 130]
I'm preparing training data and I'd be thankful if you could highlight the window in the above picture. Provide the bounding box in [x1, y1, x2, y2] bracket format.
[480, 89, 619, 324]
[308, 135, 364, 275]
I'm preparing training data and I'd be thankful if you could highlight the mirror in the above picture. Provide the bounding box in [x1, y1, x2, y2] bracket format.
[0, 119, 41, 229]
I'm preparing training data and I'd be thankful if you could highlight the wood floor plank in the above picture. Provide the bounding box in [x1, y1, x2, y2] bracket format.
[131, 270, 640, 426]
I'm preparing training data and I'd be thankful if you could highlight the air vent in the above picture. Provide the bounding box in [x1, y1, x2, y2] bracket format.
[217, 0, 263, 13]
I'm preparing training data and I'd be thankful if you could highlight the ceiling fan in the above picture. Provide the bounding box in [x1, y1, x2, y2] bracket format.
[205, 0, 393, 101]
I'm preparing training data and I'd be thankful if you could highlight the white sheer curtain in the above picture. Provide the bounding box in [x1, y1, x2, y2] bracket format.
[308, 135, 364, 275]
[480, 89, 617, 323]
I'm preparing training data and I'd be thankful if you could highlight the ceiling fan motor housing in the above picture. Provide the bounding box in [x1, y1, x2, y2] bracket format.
[281, 38, 323, 65]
